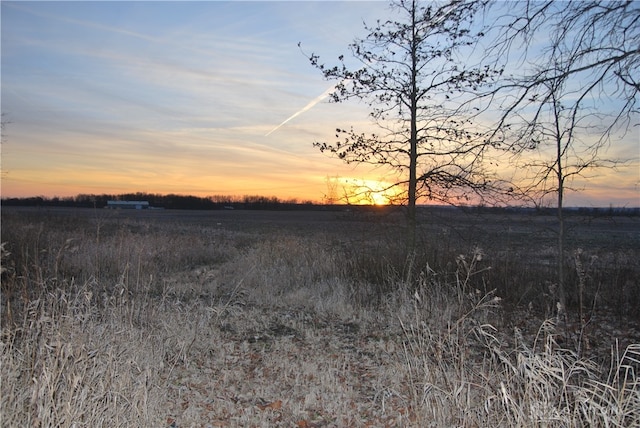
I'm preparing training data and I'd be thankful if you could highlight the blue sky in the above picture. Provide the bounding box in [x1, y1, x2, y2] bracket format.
[1, 1, 638, 206]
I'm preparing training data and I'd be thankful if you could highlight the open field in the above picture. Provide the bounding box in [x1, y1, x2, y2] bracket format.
[1, 206, 639, 427]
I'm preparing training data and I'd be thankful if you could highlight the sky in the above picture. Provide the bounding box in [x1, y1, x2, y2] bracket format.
[1, 1, 639, 206]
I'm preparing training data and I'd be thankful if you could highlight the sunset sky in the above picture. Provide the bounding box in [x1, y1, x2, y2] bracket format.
[2, 1, 639, 207]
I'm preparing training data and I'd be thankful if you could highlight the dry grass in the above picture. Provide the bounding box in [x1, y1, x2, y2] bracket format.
[1, 208, 638, 427]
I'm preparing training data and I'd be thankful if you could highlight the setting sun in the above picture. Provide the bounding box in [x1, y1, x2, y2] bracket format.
[334, 178, 403, 205]
[371, 192, 389, 206]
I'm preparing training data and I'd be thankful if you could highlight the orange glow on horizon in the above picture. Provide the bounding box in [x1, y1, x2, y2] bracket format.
[0, 177, 327, 203]
[2, 136, 637, 207]
[3, 170, 639, 207]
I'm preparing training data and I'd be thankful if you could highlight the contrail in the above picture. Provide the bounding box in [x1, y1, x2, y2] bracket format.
[265, 85, 335, 136]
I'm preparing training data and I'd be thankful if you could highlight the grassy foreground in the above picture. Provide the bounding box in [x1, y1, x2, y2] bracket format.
[1, 207, 638, 427]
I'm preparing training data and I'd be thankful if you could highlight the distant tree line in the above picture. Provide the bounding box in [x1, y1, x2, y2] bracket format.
[2, 192, 637, 216]
[0, 193, 320, 211]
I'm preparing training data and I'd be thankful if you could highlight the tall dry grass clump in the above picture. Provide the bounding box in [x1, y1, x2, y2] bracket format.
[0, 209, 243, 426]
[1, 287, 167, 426]
[381, 247, 639, 426]
[490, 326, 640, 427]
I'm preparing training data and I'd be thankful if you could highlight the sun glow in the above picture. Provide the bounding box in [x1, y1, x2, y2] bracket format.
[370, 192, 389, 206]
[335, 177, 403, 205]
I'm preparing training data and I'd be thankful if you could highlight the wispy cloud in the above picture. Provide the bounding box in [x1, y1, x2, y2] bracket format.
[3, 2, 160, 43]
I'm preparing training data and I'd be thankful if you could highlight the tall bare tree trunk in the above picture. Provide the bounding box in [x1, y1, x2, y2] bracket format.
[554, 102, 567, 317]
[407, 0, 419, 253]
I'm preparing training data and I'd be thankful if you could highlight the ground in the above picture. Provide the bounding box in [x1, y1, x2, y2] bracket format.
[1, 206, 639, 427]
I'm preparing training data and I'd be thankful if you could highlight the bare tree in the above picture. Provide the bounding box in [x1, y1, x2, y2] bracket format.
[323, 175, 340, 205]
[513, 65, 619, 313]
[480, 0, 639, 310]
[303, 0, 502, 249]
